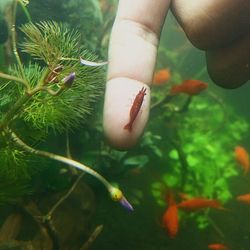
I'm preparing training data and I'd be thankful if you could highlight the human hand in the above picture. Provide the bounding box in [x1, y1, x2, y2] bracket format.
[171, 0, 250, 88]
[103, 0, 250, 150]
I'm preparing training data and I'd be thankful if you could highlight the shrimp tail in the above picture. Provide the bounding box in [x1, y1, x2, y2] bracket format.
[124, 122, 133, 132]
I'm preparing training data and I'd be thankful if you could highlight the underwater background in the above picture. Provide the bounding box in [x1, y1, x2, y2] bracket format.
[0, 0, 250, 250]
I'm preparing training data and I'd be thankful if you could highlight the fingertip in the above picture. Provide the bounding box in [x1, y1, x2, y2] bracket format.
[171, 0, 250, 50]
[206, 38, 250, 89]
[103, 78, 150, 150]
[207, 65, 249, 89]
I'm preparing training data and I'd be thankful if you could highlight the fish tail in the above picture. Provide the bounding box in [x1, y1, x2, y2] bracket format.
[166, 191, 175, 206]
[124, 122, 133, 132]
[217, 206, 231, 212]
[244, 169, 248, 176]
[244, 164, 249, 175]
[170, 85, 181, 94]
[215, 202, 230, 212]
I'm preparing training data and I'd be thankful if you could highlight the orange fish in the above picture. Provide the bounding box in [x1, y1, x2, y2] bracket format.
[171, 79, 208, 95]
[235, 146, 250, 175]
[236, 194, 250, 205]
[177, 198, 224, 211]
[162, 192, 179, 238]
[153, 68, 171, 85]
[208, 243, 229, 250]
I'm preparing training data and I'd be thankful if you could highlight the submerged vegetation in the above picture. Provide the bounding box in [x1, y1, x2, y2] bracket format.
[0, 15, 107, 199]
[7, 21, 104, 132]
[0, 0, 249, 250]
[151, 94, 248, 228]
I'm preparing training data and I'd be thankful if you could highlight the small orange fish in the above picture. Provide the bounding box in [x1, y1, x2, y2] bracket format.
[124, 87, 146, 132]
[162, 192, 179, 238]
[153, 68, 171, 85]
[171, 79, 208, 95]
[177, 198, 224, 211]
[208, 243, 229, 250]
[235, 146, 250, 175]
[236, 194, 250, 205]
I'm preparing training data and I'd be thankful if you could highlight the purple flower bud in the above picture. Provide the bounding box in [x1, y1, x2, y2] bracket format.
[120, 196, 134, 212]
[62, 72, 75, 88]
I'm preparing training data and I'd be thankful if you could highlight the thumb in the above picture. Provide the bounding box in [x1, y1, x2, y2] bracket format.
[103, 0, 170, 150]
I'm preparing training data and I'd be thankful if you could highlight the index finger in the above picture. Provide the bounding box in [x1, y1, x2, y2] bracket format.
[103, 0, 170, 150]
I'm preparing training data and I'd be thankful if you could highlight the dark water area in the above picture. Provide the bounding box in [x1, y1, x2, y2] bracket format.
[91, 166, 250, 250]
[0, 1, 250, 250]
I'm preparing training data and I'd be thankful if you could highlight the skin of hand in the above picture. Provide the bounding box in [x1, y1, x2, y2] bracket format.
[103, 0, 250, 150]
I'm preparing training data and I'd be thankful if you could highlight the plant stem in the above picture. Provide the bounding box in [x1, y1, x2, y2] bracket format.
[169, 135, 189, 188]
[150, 94, 174, 111]
[11, 0, 26, 80]
[0, 93, 31, 131]
[206, 215, 225, 238]
[177, 96, 192, 113]
[0, 71, 30, 90]
[46, 173, 84, 219]
[65, 130, 78, 175]
[18, 0, 32, 22]
[22, 201, 60, 250]
[10, 130, 115, 195]
[80, 225, 104, 250]
[60, 57, 79, 61]
[193, 66, 206, 79]
[0, 71, 48, 131]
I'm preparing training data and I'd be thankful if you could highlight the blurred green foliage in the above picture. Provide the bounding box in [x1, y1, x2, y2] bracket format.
[150, 92, 248, 229]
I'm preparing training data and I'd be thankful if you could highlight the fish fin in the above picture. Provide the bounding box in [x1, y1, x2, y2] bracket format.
[178, 192, 190, 201]
[214, 201, 231, 212]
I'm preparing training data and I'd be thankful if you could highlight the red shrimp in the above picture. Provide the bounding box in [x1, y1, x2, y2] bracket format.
[124, 87, 147, 132]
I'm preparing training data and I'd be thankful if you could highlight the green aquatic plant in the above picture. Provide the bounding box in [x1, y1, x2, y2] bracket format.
[0, 0, 132, 209]
[0, 21, 105, 132]
[18, 22, 104, 132]
[0, 138, 32, 204]
[62, 0, 103, 51]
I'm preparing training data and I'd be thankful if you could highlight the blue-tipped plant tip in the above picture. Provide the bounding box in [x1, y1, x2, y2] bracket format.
[120, 196, 134, 212]
[80, 57, 108, 67]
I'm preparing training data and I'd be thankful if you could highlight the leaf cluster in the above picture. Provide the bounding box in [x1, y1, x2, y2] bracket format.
[0, 134, 34, 204]
[20, 21, 80, 64]
[8, 21, 105, 133]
